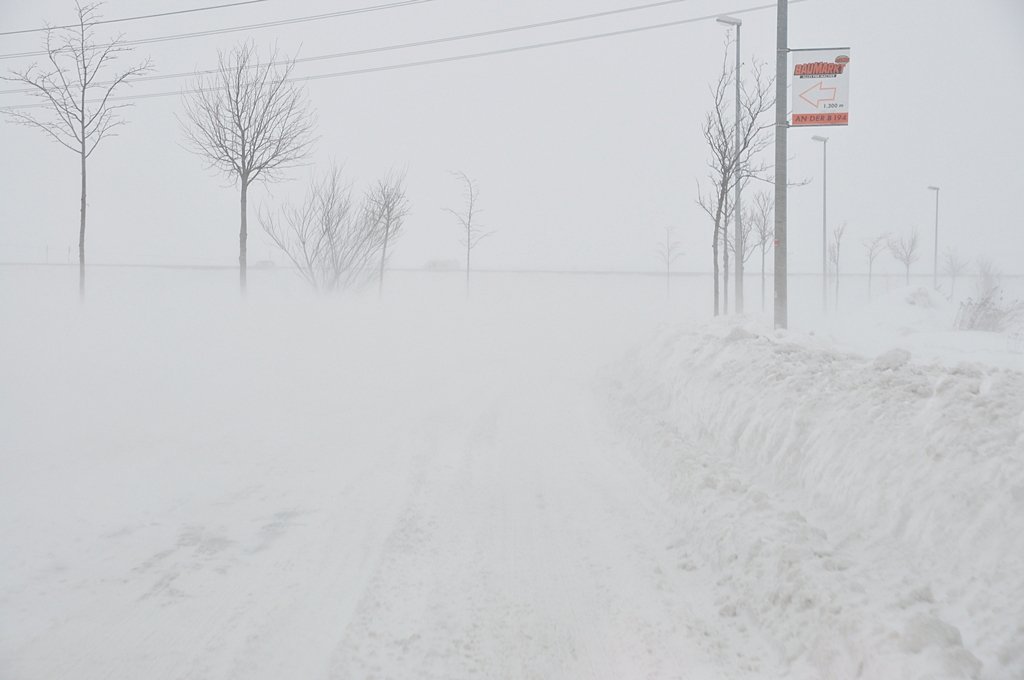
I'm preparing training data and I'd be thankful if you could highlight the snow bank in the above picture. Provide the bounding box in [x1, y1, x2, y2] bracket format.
[813, 286, 1024, 371]
[611, 321, 1024, 679]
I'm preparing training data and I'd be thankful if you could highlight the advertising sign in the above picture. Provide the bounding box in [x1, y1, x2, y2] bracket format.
[791, 48, 850, 126]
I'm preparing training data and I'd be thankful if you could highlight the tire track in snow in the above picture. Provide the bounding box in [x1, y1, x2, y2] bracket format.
[327, 378, 728, 679]
[2, 440, 418, 680]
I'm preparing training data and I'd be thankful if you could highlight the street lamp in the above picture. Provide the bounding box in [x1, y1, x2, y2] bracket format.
[812, 135, 828, 313]
[716, 15, 743, 312]
[928, 185, 940, 289]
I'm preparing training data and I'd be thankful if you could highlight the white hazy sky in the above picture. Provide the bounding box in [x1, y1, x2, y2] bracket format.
[1, 0, 1022, 274]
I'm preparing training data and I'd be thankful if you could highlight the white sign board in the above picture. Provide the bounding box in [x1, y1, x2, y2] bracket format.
[791, 48, 850, 126]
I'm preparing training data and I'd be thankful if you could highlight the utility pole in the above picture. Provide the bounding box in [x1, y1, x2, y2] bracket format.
[928, 185, 940, 289]
[773, 0, 788, 328]
[812, 135, 828, 313]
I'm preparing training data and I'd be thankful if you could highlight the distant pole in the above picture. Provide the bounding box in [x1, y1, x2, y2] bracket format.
[773, 0, 788, 328]
[812, 135, 829, 313]
[928, 185, 940, 289]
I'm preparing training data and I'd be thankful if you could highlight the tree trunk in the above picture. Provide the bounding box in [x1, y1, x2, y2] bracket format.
[735, 230, 744, 314]
[465, 236, 471, 298]
[905, 265, 910, 286]
[379, 229, 389, 298]
[378, 205, 392, 298]
[239, 179, 248, 294]
[835, 264, 840, 310]
[761, 246, 766, 312]
[868, 261, 873, 300]
[712, 227, 720, 316]
[79, 144, 86, 300]
[723, 233, 730, 315]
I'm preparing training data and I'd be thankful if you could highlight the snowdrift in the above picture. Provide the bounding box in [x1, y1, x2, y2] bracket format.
[611, 321, 1024, 680]
[817, 286, 1024, 371]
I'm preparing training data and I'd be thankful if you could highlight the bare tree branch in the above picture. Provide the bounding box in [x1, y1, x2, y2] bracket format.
[1, 1, 152, 298]
[888, 229, 921, 286]
[261, 164, 390, 293]
[444, 170, 489, 295]
[365, 170, 411, 296]
[656, 224, 682, 299]
[941, 249, 969, 299]
[863, 233, 887, 300]
[180, 39, 317, 292]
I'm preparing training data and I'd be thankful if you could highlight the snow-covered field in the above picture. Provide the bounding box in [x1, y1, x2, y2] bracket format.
[1, 266, 1021, 679]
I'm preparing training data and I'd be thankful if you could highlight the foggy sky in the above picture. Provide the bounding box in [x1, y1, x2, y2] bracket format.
[1, 0, 1021, 275]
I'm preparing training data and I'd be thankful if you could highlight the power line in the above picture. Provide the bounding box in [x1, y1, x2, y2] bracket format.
[0, 0, 276, 37]
[0, 1, 804, 111]
[0, 0, 436, 61]
[0, 0, 703, 96]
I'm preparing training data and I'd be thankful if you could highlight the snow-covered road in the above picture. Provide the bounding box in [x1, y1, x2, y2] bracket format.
[2, 276, 1020, 679]
[1, 294, 741, 679]
[5, 383, 735, 679]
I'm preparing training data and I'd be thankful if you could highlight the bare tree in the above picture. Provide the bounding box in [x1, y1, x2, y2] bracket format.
[975, 257, 1002, 299]
[696, 39, 774, 315]
[863, 234, 887, 300]
[2, 1, 152, 298]
[181, 40, 316, 293]
[365, 171, 410, 297]
[656, 225, 682, 299]
[260, 165, 386, 292]
[444, 171, 488, 295]
[726, 199, 758, 305]
[827, 222, 846, 310]
[748, 190, 773, 311]
[941, 249, 969, 299]
[888, 230, 921, 286]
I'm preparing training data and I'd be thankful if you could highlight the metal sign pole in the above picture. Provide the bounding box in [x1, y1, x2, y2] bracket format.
[774, 0, 788, 329]
[822, 138, 827, 313]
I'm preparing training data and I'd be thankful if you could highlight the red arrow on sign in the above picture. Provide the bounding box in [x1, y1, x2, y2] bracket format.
[799, 81, 837, 108]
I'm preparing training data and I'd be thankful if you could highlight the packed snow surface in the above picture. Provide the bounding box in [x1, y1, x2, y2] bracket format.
[1, 269, 1021, 679]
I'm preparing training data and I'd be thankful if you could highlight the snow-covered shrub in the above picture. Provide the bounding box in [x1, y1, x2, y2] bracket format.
[954, 293, 1023, 332]
[954, 259, 1024, 332]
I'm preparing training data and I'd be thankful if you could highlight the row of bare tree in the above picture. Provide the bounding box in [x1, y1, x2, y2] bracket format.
[816, 226, 981, 311]
[867, 230, 972, 297]
[665, 188, 776, 310]
[6, 2, 489, 297]
[696, 39, 775, 316]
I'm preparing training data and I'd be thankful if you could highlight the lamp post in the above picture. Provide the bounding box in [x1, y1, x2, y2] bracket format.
[928, 185, 940, 289]
[717, 15, 743, 313]
[812, 135, 828, 313]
